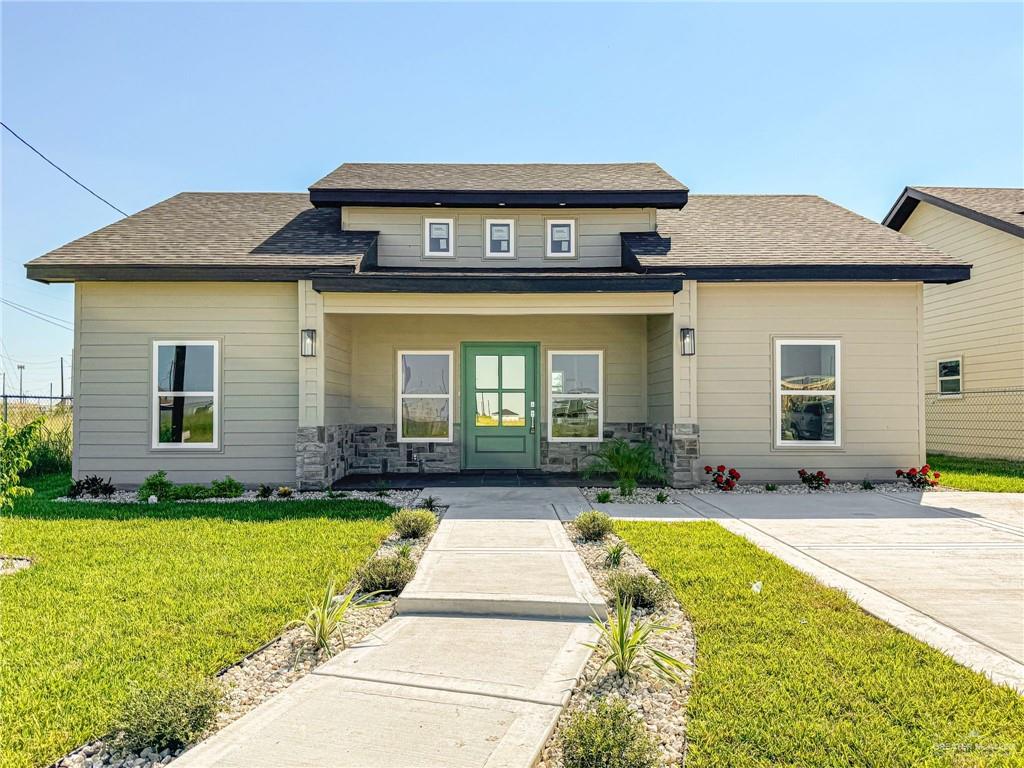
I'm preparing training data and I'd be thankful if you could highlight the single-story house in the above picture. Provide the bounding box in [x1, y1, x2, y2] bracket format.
[884, 187, 1023, 460]
[26, 163, 971, 488]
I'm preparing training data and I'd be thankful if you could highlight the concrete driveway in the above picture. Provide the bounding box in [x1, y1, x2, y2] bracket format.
[681, 491, 1024, 690]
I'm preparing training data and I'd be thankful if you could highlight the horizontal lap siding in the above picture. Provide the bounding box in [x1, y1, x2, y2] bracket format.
[74, 282, 298, 485]
[325, 315, 352, 424]
[646, 315, 673, 423]
[696, 283, 923, 482]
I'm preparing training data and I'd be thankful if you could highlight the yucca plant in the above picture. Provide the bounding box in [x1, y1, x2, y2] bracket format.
[286, 579, 387, 659]
[583, 597, 688, 684]
[582, 439, 666, 496]
[605, 541, 626, 568]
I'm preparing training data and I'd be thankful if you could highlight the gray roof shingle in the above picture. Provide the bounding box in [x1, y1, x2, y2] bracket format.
[904, 187, 1024, 235]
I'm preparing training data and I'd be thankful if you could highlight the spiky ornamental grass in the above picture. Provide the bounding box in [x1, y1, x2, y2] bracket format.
[582, 439, 666, 496]
[583, 596, 688, 684]
[286, 579, 387, 659]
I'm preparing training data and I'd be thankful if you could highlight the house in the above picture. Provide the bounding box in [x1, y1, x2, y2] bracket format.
[26, 163, 971, 489]
[884, 187, 1024, 460]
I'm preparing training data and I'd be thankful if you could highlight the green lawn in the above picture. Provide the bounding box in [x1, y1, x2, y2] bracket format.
[928, 453, 1024, 493]
[618, 521, 1024, 768]
[0, 474, 393, 768]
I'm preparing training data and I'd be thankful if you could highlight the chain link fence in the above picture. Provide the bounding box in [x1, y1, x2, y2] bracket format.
[925, 387, 1024, 462]
[1, 395, 73, 474]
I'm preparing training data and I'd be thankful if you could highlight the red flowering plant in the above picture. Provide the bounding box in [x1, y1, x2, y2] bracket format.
[704, 464, 741, 491]
[797, 468, 831, 490]
[896, 464, 941, 488]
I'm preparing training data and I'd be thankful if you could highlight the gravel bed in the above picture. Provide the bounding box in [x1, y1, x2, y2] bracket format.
[0, 556, 32, 576]
[538, 524, 695, 768]
[53, 516, 438, 768]
[580, 487, 675, 504]
[582, 481, 947, 503]
[54, 488, 425, 508]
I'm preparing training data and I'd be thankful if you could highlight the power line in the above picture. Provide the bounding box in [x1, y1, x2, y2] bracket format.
[0, 298, 73, 331]
[1, 298, 71, 325]
[1, 121, 129, 217]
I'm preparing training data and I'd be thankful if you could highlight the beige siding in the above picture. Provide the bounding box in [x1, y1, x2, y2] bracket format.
[322, 292, 674, 315]
[646, 315, 673, 423]
[74, 282, 299, 485]
[324, 314, 352, 424]
[696, 283, 924, 483]
[342, 207, 656, 269]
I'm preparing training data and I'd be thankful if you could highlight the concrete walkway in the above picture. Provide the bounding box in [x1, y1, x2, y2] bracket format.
[175, 488, 602, 768]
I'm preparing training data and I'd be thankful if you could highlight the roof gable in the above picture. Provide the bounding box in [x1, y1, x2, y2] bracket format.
[884, 186, 1024, 239]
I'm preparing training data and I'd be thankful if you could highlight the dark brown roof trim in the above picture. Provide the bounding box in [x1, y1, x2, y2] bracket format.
[308, 188, 688, 209]
[26, 264, 357, 284]
[310, 274, 684, 293]
[641, 264, 970, 284]
[883, 187, 1024, 239]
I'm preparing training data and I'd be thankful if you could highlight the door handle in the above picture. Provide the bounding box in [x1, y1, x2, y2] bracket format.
[529, 402, 536, 434]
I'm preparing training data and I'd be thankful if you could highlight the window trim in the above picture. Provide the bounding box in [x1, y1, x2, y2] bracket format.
[484, 218, 516, 259]
[545, 218, 577, 260]
[547, 349, 603, 443]
[396, 350, 454, 443]
[151, 339, 220, 450]
[936, 356, 963, 398]
[423, 217, 456, 258]
[774, 338, 841, 448]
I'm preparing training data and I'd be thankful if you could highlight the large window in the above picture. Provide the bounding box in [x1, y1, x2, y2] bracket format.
[423, 218, 455, 258]
[775, 339, 840, 447]
[548, 351, 602, 442]
[152, 341, 218, 449]
[397, 351, 453, 442]
[484, 218, 515, 259]
[545, 219, 576, 259]
[937, 357, 962, 396]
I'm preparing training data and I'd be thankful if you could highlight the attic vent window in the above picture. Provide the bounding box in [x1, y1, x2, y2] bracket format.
[546, 219, 576, 259]
[424, 218, 454, 258]
[485, 219, 515, 259]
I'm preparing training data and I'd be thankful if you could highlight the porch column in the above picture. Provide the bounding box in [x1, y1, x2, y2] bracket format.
[669, 280, 700, 487]
[296, 281, 329, 489]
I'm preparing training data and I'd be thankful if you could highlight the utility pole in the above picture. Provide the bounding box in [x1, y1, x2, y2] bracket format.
[17, 364, 25, 400]
[60, 356, 65, 400]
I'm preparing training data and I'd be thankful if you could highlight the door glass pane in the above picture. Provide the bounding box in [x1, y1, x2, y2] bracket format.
[940, 378, 961, 394]
[157, 344, 214, 392]
[158, 396, 214, 444]
[402, 354, 449, 394]
[476, 356, 499, 389]
[501, 393, 526, 426]
[551, 397, 599, 438]
[550, 354, 599, 394]
[780, 394, 835, 441]
[938, 360, 960, 378]
[401, 398, 449, 438]
[502, 355, 525, 389]
[780, 345, 836, 391]
[474, 392, 500, 427]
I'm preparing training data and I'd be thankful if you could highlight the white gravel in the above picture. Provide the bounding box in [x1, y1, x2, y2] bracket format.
[54, 488, 426, 508]
[582, 480, 947, 503]
[580, 487, 675, 504]
[538, 524, 694, 768]
[0, 556, 32, 576]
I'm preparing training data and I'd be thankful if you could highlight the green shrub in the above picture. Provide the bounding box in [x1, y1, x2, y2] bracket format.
[257, 483, 274, 498]
[210, 476, 244, 498]
[655, 491, 669, 503]
[606, 571, 669, 611]
[560, 698, 659, 768]
[575, 510, 613, 542]
[137, 470, 174, 502]
[389, 508, 436, 539]
[595, 490, 613, 504]
[861, 478, 874, 490]
[582, 439, 666, 496]
[112, 678, 222, 752]
[765, 483, 778, 492]
[68, 475, 115, 499]
[357, 554, 416, 593]
[172, 483, 210, 501]
[584, 596, 688, 683]
[277, 486, 293, 498]
[0, 418, 41, 511]
[605, 541, 626, 568]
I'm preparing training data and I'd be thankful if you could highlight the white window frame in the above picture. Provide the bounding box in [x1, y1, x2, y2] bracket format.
[937, 356, 963, 398]
[423, 217, 455, 258]
[484, 218, 516, 259]
[397, 350, 454, 443]
[151, 340, 220, 450]
[545, 218, 577, 259]
[547, 350, 603, 443]
[774, 339, 841, 448]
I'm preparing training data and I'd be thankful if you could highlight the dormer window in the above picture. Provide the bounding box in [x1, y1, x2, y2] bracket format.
[485, 219, 515, 259]
[546, 219, 576, 259]
[424, 217, 454, 257]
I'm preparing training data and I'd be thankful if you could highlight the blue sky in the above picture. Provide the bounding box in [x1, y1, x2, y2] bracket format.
[2, 1, 1021, 395]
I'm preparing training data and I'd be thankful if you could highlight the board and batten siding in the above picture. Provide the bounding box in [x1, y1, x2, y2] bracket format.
[73, 282, 299, 486]
[342, 207, 656, 269]
[696, 283, 925, 483]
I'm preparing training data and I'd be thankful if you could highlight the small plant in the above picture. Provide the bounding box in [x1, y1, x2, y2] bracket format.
[704, 464, 741, 491]
[137, 470, 175, 502]
[68, 475, 115, 499]
[655, 490, 669, 503]
[595, 489, 613, 504]
[605, 541, 626, 568]
[798, 468, 831, 490]
[210, 475, 244, 498]
[286, 579, 387, 658]
[582, 439, 666, 497]
[560, 698, 659, 768]
[389, 508, 436, 539]
[583, 596, 688, 683]
[606, 571, 670, 611]
[257, 484, 274, 499]
[861, 478, 875, 490]
[172, 483, 210, 501]
[357, 553, 416, 593]
[373, 480, 390, 497]
[395, 543, 413, 559]
[896, 464, 941, 488]
[575, 510, 614, 542]
[765, 483, 778, 492]
[112, 678, 222, 753]
[418, 495, 439, 511]
[276, 486, 293, 498]
[0, 418, 41, 511]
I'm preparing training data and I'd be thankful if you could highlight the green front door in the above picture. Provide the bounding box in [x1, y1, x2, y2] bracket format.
[462, 343, 539, 470]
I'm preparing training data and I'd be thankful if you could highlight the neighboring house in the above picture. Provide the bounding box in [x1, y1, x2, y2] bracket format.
[884, 187, 1024, 461]
[26, 163, 970, 489]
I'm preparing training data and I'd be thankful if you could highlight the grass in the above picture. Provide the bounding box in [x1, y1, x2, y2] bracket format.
[0, 473, 393, 768]
[617, 521, 1024, 768]
[927, 453, 1024, 493]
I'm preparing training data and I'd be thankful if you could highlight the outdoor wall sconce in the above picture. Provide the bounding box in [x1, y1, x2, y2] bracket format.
[300, 329, 317, 357]
[680, 327, 696, 356]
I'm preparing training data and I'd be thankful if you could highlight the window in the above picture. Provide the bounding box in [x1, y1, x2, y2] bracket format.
[548, 351, 602, 442]
[546, 219, 576, 259]
[775, 339, 840, 447]
[484, 218, 515, 259]
[152, 341, 218, 449]
[423, 218, 455, 257]
[937, 357, 962, 396]
[397, 351, 453, 442]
